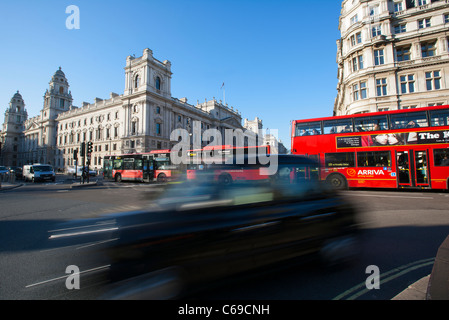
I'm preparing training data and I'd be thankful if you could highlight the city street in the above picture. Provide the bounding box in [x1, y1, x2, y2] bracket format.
[1, 178, 448, 300]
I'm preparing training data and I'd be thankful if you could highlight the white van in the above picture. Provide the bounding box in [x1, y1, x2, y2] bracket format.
[23, 164, 56, 182]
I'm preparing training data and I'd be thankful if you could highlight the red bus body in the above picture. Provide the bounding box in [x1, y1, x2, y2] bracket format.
[186, 145, 271, 183]
[291, 105, 449, 190]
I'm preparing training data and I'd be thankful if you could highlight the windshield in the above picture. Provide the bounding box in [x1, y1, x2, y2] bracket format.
[33, 166, 53, 172]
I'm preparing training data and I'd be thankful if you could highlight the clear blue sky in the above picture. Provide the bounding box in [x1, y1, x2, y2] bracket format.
[0, 0, 342, 149]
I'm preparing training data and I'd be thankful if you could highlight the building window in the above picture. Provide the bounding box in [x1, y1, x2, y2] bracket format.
[352, 81, 367, 101]
[376, 78, 387, 96]
[444, 14, 449, 24]
[421, 41, 436, 57]
[350, 32, 362, 46]
[155, 77, 161, 90]
[350, 14, 358, 25]
[134, 75, 140, 88]
[374, 49, 385, 65]
[156, 106, 161, 114]
[400, 74, 415, 94]
[372, 25, 381, 37]
[156, 123, 161, 135]
[418, 0, 428, 6]
[394, 24, 407, 34]
[426, 71, 441, 91]
[401, 105, 417, 110]
[352, 54, 363, 72]
[369, 5, 379, 17]
[394, 2, 403, 12]
[418, 18, 431, 29]
[59, 99, 64, 108]
[396, 46, 411, 61]
[131, 122, 137, 135]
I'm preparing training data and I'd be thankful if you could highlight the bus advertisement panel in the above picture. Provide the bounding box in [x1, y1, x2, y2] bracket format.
[291, 105, 449, 190]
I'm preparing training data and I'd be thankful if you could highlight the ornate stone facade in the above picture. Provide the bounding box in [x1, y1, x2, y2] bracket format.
[1, 49, 245, 170]
[335, 0, 449, 116]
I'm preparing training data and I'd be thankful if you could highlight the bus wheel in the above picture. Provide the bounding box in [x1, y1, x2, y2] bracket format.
[115, 173, 122, 182]
[219, 174, 232, 185]
[157, 173, 167, 183]
[326, 173, 347, 190]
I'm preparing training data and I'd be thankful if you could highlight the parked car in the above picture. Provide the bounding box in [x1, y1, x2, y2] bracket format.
[49, 155, 361, 299]
[0, 166, 9, 180]
[66, 165, 96, 177]
[8, 166, 23, 180]
[23, 164, 56, 182]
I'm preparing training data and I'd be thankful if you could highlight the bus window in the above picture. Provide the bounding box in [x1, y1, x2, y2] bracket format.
[295, 121, 322, 136]
[390, 111, 428, 129]
[123, 158, 135, 170]
[323, 119, 353, 134]
[324, 152, 355, 167]
[357, 151, 391, 167]
[135, 159, 143, 170]
[354, 115, 388, 132]
[434, 149, 449, 166]
[430, 108, 449, 127]
[113, 159, 123, 170]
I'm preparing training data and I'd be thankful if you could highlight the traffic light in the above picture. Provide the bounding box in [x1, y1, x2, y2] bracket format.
[87, 141, 93, 155]
[80, 142, 86, 157]
[73, 149, 78, 161]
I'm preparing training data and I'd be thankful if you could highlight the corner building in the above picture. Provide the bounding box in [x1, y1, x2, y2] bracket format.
[334, 0, 449, 116]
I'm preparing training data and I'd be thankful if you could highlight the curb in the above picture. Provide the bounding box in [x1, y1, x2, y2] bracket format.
[391, 275, 430, 300]
[0, 183, 24, 191]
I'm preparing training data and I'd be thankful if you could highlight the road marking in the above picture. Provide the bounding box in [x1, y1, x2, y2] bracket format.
[25, 265, 110, 288]
[75, 238, 118, 250]
[333, 257, 435, 300]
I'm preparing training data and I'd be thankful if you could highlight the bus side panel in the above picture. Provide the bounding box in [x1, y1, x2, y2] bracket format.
[116, 170, 144, 181]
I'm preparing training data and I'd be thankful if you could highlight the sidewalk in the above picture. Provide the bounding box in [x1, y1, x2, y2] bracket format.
[391, 275, 430, 300]
[0, 181, 23, 191]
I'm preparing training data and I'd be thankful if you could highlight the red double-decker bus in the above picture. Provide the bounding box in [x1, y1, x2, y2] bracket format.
[103, 149, 181, 183]
[291, 105, 449, 190]
[186, 145, 271, 184]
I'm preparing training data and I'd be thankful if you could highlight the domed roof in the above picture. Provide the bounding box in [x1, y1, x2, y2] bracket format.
[11, 90, 23, 101]
[54, 67, 66, 77]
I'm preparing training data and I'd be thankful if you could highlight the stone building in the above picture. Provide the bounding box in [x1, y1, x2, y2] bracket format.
[0, 92, 28, 167]
[334, 0, 449, 116]
[1, 49, 246, 170]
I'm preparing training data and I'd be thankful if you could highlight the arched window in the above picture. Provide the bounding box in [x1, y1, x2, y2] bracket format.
[155, 77, 161, 90]
[59, 86, 64, 94]
[135, 74, 140, 88]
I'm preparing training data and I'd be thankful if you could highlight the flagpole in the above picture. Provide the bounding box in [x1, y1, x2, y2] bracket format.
[221, 82, 225, 106]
